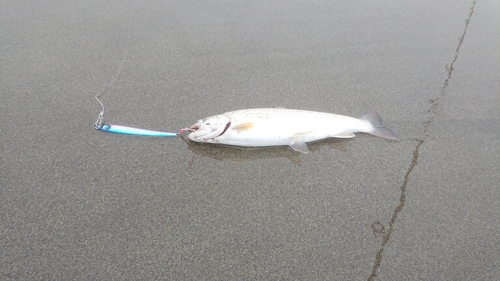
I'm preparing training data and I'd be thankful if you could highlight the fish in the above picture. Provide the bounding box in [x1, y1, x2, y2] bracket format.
[183, 108, 399, 153]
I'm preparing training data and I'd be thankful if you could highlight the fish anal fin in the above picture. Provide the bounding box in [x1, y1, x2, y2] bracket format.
[289, 141, 309, 154]
[331, 132, 355, 138]
[232, 122, 254, 133]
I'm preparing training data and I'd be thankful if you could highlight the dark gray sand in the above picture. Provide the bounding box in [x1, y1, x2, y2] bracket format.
[2, 0, 499, 279]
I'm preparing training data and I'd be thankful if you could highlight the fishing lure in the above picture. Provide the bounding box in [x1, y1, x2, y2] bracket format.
[98, 123, 178, 137]
[94, 96, 178, 137]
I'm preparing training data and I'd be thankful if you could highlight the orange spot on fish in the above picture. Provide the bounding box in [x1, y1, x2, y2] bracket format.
[232, 122, 254, 133]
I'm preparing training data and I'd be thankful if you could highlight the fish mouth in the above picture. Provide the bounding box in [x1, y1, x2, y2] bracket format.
[189, 124, 200, 131]
[178, 124, 199, 134]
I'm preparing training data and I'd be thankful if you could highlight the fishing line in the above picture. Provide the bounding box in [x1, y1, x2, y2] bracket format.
[94, 5, 178, 137]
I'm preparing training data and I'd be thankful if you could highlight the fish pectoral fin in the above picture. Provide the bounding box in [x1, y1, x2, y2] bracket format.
[330, 132, 355, 138]
[289, 140, 309, 154]
[232, 122, 254, 133]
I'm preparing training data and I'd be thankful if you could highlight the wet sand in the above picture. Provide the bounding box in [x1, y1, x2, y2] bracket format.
[1, 0, 499, 279]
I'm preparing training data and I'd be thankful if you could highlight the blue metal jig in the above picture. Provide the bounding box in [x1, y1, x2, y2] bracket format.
[94, 95, 178, 137]
[99, 124, 177, 137]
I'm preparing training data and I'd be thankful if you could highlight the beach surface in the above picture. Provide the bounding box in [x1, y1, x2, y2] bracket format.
[1, 0, 499, 279]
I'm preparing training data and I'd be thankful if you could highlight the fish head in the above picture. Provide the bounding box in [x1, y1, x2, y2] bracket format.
[187, 114, 231, 142]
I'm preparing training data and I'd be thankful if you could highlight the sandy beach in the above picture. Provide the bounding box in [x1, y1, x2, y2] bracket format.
[1, 0, 499, 279]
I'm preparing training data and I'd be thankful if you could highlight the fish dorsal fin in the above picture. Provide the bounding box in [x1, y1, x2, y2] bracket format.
[289, 140, 309, 153]
[331, 132, 355, 138]
[232, 122, 254, 133]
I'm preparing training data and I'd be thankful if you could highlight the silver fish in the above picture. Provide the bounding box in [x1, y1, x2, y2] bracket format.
[185, 108, 399, 153]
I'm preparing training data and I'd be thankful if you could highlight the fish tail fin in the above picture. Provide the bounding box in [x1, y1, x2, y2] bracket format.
[361, 111, 399, 140]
